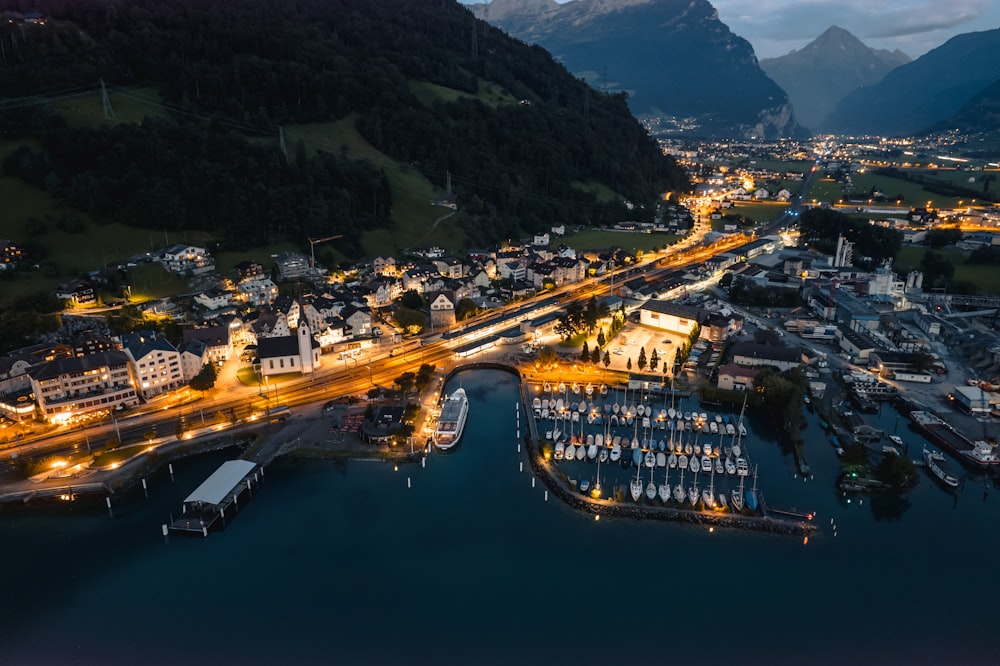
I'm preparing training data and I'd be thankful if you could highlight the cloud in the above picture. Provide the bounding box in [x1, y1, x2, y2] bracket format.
[712, 0, 997, 57]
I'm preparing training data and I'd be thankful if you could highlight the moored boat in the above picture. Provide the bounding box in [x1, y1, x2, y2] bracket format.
[923, 446, 960, 488]
[434, 388, 469, 450]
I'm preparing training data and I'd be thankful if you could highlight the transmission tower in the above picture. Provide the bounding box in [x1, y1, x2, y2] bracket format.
[100, 78, 115, 120]
[471, 17, 478, 59]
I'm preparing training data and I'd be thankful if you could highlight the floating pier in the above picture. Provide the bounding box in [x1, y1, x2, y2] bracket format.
[169, 459, 259, 537]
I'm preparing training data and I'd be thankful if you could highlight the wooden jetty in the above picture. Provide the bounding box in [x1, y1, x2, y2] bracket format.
[168, 459, 261, 537]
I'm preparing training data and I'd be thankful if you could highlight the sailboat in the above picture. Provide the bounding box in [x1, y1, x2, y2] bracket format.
[674, 468, 686, 502]
[659, 463, 671, 503]
[645, 463, 657, 500]
[745, 464, 759, 512]
[703, 467, 716, 508]
[731, 473, 745, 512]
[593, 448, 603, 498]
[688, 473, 699, 506]
[630, 460, 644, 502]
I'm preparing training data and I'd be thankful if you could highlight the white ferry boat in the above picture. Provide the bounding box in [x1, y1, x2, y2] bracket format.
[434, 388, 469, 450]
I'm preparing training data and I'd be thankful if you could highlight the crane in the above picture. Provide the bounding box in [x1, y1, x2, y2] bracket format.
[308, 235, 342, 269]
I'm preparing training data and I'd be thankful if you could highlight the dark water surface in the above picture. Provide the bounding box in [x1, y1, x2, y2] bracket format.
[2, 369, 995, 665]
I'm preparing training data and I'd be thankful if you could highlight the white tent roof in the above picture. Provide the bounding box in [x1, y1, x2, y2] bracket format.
[184, 459, 257, 506]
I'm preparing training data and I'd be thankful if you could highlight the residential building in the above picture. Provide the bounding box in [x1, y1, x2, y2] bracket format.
[181, 325, 233, 363]
[55, 279, 96, 306]
[716, 364, 759, 391]
[161, 244, 215, 275]
[121, 331, 184, 399]
[429, 291, 456, 329]
[638, 300, 707, 336]
[178, 339, 208, 382]
[730, 342, 802, 372]
[237, 277, 279, 307]
[26, 351, 138, 422]
[195, 288, 235, 311]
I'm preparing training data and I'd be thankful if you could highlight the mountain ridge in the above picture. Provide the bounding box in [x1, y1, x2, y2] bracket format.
[470, 0, 806, 139]
[822, 28, 1000, 136]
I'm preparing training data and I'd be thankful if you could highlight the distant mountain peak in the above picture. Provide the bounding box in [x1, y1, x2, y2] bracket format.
[760, 26, 910, 130]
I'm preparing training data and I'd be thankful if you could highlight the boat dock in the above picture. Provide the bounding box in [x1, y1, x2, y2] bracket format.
[168, 459, 261, 537]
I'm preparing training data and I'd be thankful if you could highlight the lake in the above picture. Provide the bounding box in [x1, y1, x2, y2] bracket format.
[1, 369, 995, 665]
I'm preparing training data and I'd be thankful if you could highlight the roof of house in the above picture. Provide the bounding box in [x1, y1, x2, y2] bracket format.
[181, 326, 231, 347]
[730, 342, 801, 363]
[717, 363, 760, 378]
[640, 299, 707, 321]
[26, 350, 130, 381]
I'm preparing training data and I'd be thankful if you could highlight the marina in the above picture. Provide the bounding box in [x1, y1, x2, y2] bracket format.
[521, 378, 814, 535]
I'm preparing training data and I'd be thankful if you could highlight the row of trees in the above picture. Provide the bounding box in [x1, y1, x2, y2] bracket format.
[555, 297, 613, 341]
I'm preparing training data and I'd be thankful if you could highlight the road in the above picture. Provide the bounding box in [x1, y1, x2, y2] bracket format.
[5, 167, 823, 470]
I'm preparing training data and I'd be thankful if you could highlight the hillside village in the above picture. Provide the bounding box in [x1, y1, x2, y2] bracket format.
[3, 137, 1000, 432]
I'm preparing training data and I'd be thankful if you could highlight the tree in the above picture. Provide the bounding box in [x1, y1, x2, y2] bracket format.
[394, 307, 425, 334]
[591, 347, 601, 364]
[719, 272, 734, 289]
[596, 329, 606, 348]
[537, 345, 558, 368]
[580, 341, 590, 363]
[455, 298, 479, 321]
[394, 371, 416, 397]
[189, 362, 218, 393]
[877, 454, 918, 490]
[415, 363, 436, 391]
[638, 346, 647, 371]
[626, 357, 632, 371]
[400, 289, 424, 309]
[603, 350, 611, 368]
[919, 250, 955, 289]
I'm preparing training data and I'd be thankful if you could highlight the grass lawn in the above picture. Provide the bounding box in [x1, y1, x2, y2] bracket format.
[730, 201, 786, 224]
[571, 180, 622, 203]
[894, 245, 1000, 295]
[559, 229, 679, 254]
[804, 177, 844, 205]
[282, 115, 462, 256]
[408, 78, 516, 109]
[850, 172, 961, 209]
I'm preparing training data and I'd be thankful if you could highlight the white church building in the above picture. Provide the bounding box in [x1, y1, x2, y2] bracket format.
[256, 324, 321, 378]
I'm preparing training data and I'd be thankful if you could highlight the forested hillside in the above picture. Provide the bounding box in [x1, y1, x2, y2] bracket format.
[0, 0, 688, 255]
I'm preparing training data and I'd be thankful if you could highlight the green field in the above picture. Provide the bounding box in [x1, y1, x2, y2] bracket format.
[894, 246, 1000, 295]
[849, 172, 961, 209]
[559, 229, 679, 254]
[730, 201, 786, 224]
[571, 180, 622, 203]
[408, 77, 515, 109]
[282, 114, 466, 256]
[804, 177, 845, 205]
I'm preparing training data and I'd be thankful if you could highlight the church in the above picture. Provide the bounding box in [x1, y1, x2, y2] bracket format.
[256, 323, 321, 378]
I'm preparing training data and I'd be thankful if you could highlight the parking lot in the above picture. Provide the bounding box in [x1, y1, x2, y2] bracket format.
[606, 324, 685, 374]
